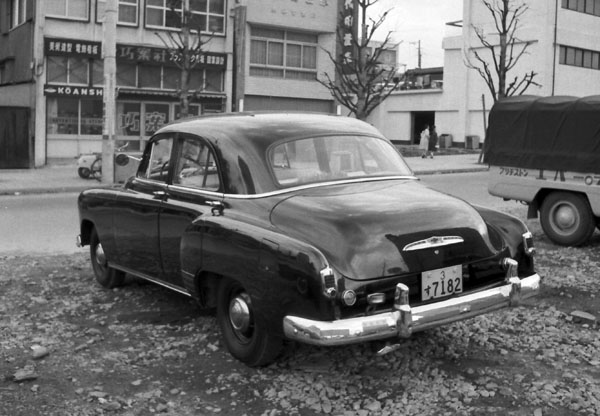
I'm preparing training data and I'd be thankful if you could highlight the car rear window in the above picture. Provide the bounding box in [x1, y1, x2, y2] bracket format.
[269, 135, 412, 187]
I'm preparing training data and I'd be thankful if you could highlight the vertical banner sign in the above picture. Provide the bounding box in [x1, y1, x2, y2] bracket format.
[339, 0, 358, 74]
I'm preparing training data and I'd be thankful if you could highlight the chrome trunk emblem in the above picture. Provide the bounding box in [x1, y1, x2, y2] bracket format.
[402, 236, 464, 252]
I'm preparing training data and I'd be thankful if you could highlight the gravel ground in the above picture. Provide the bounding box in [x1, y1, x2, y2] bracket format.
[1, 220, 599, 416]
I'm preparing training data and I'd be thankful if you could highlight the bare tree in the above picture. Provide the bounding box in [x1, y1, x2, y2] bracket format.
[155, 0, 213, 118]
[318, 0, 401, 121]
[465, 0, 540, 102]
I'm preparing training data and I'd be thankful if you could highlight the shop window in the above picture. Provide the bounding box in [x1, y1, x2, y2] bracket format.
[47, 98, 80, 135]
[117, 62, 137, 87]
[45, 0, 88, 20]
[146, 0, 225, 35]
[80, 100, 103, 134]
[144, 103, 170, 136]
[175, 104, 200, 119]
[205, 69, 222, 91]
[163, 67, 180, 90]
[96, 0, 138, 25]
[139, 66, 162, 88]
[47, 56, 90, 85]
[250, 27, 318, 80]
[92, 60, 104, 86]
[10, 0, 27, 28]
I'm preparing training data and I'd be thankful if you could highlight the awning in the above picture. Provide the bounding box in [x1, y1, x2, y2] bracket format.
[117, 88, 226, 100]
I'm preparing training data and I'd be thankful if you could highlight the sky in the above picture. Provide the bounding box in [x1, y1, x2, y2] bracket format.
[369, 0, 464, 69]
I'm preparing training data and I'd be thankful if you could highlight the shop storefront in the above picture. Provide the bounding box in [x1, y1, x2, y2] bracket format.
[45, 37, 227, 158]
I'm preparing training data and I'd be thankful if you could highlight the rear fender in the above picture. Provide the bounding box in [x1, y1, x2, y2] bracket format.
[180, 217, 332, 330]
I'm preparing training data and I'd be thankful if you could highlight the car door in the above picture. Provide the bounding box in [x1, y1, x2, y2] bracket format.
[159, 134, 224, 286]
[112, 133, 176, 278]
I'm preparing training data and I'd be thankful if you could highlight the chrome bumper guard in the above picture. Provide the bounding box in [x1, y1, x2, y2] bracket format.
[283, 274, 541, 346]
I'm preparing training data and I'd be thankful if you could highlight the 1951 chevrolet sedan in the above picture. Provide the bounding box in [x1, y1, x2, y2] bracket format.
[77, 113, 541, 366]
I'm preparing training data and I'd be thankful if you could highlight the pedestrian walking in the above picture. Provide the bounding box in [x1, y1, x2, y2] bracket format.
[428, 125, 438, 158]
[419, 124, 430, 158]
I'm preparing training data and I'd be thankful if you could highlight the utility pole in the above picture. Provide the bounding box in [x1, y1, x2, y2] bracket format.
[101, 0, 117, 184]
[410, 40, 422, 68]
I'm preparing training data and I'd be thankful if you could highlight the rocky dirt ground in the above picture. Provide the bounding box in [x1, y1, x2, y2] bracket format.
[1, 213, 599, 416]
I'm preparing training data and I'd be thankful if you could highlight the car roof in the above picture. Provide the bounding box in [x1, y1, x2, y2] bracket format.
[156, 112, 383, 148]
[153, 112, 388, 195]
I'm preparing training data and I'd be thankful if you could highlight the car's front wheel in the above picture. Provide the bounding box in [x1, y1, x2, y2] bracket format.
[90, 228, 126, 288]
[540, 192, 595, 246]
[217, 278, 282, 367]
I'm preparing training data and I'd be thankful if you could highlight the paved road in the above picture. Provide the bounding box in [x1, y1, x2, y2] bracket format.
[0, 192, 80, 255]
[1, 172, 524, 255]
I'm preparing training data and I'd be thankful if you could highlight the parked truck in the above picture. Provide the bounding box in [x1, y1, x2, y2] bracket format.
[485, 95, 600, 246]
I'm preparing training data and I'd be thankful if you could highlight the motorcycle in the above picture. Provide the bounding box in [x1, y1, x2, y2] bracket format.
[77, 143, 137, 180]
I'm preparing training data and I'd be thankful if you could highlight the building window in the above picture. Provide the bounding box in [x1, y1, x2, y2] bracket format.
[10, 0, 27, 28]
[116, 62, 224, 92]
[47, 56, 91, 85]
[559, 45, 600, 70]
[250, 27, 318, 81]
[96, 0, 139, 26]
[145, 0, 225, 35]
[45, 0, 89, 20]
[562, 0, 600, 16]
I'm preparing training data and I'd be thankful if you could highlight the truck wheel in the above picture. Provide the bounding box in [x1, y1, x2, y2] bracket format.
[540, 192, 595, 246]
[78, 167, 91, 179]
[90, 228, 126, 288]
[217, 278, 282, 367]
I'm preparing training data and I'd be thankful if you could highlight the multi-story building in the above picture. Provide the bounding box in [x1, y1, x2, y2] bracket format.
[370, 0, 600, 147]
[0, 0, 342, 168]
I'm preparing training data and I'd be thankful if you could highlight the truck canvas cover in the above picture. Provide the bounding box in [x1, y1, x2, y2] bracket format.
[484, 95, 600, 174]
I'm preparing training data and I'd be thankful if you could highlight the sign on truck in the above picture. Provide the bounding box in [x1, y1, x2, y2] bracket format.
[485, 95, 600, 246]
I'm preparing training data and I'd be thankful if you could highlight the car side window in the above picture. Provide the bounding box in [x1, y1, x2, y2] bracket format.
[141, 135, 174, 182]
[174, 137, 221, 191]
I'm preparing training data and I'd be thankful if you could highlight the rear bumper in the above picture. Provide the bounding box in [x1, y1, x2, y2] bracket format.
[283, 274, 541, 346]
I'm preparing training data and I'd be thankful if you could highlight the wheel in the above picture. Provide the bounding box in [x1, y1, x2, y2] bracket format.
[89, 228, 125, 288]
[90, 158, 102, 180]
[78, 167, 91, 179]
[540, 192, 595, 246]
[216, 278, 282, 367]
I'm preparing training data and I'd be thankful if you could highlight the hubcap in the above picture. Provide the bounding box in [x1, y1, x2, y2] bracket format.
[553, 203, 577, 232]
[95, 243, 107, 267]
[229, 294, 252, 335]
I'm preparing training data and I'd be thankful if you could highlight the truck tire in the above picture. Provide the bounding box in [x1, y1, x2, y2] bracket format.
[540, 192, 595, 246]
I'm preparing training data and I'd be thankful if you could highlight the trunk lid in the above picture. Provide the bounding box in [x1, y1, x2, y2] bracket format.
[270, 180, 499, 280]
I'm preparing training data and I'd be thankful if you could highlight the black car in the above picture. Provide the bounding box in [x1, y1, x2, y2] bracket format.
[77, 113, 541, 366]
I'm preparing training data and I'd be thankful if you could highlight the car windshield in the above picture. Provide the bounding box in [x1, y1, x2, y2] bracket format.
[269, 135, 412, 187]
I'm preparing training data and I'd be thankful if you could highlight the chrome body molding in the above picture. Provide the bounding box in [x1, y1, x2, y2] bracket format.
[402, 235, 464, 252]
[283, 274, 541, 346]
[136, 175, 418, 200]
[110, 263, 192, 297]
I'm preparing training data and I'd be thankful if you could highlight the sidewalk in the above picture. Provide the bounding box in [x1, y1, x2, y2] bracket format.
[0, 153, 488, 196]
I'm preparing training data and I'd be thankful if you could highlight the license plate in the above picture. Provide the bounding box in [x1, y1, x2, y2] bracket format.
[421, 265, 463, 301]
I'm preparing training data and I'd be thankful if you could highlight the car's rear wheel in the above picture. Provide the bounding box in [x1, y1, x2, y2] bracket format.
[78, 167, 91, 179]
[90, 228, 125, 288]
[217, 278, 282, 367]
[540, 192, 595, 246]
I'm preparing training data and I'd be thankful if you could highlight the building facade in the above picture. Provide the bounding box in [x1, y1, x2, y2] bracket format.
[0, 0, 342, 167]
[370, 0, 600, 147]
